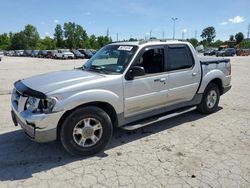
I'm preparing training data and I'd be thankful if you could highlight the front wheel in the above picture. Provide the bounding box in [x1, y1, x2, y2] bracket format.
[197, 83, 220, 114]
[60, 106, 113, 156]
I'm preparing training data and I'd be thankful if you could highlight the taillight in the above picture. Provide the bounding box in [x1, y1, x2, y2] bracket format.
[228, 63, 231, 75]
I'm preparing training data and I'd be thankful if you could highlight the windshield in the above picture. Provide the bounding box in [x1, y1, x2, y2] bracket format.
[84, 45, 138, 74]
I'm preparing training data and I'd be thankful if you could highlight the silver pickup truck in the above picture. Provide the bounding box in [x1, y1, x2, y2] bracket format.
[11, 40, 231, 156]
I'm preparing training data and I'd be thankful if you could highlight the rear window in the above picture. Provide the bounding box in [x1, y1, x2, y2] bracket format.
[166, 45, 194, 71]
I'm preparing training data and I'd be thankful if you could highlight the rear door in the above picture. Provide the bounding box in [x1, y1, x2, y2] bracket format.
[164, 44, 201, 105]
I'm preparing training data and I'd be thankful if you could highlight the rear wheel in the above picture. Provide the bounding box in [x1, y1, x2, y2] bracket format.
[197, 83, 220, 114]
[60, 106, 113, 156]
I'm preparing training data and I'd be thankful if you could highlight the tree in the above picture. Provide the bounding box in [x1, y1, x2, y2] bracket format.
[54, 24, 64, 48]
[0, 33, 11, 50]
[201, 27, 216, 45]
[89, 35, 98, 49]
[212, 40, 224, 48]
[229, 35, 234, 41]
[63, 22, 89, 49]
[23, 24, 40, 49]
[187, 38, 198, 47]
[239, 39, 250, 48]
[10, 32, 26, 50]
[97, 36, 112, 49]
[235, 32, 244, 44]
[37, 36, 56, 50]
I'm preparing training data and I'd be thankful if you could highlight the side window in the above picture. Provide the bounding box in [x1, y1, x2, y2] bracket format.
[136, 48, 164, 74]
[166, 45, 194, 71]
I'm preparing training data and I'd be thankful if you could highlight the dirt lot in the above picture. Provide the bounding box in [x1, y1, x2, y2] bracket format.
[0, 56, 250, 187]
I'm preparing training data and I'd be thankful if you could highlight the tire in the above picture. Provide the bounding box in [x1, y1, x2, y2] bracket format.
[197, 83, 220, 114]
[60, 106, 113, 156]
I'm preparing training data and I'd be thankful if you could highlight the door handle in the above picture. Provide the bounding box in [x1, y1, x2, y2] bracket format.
[192, 73, 197, 77]
[154, 78, 166, 83]
[160, 78, 166, 82]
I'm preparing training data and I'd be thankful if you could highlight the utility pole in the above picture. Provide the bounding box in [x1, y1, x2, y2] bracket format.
[116, 32, 119, 41]
[162, 31, 165, 39]
[247, 23, 250, 39]
[150, 29, 152, 39]
[106, 28, 109, 37]
[172, 18, 178, 39]
[195, 30, 197, 39]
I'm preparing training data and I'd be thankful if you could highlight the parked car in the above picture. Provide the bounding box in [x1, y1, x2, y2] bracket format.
[203, 49, 217, 56]
[38, 50, 48, 58]
[236, 49, 250, 56]
[78, 49, 93, 58]
[11, 40, 232, 156]
[44, 50, 54, 58]
[15, 50, 24, 56]
[5, 50, 15, 56]
[0, 51, 4, 61]
[54, 49, 74, 59]
[71, 49, 85, 59]
[31, 50, 40, 57]
[216, 48, 236, 57]
[23, 50, 32, 57]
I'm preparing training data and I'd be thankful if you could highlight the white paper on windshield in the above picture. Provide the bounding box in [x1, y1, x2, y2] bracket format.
[118, 46, 133, 51]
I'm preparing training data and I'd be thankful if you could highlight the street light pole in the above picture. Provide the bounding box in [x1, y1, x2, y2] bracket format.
[172, 17, 178, 39]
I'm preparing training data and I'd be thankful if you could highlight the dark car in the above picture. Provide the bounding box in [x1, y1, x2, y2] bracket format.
[31, 50, 40, 57]
[71, 49, 85, 59]
[23, 50, 33, 57]
[216, 48, 236, 57]
[203, 49, 217, 56]
[78, 49, 93, 59]
[45, 50, 55, 58]
[38, 50, 48, 58]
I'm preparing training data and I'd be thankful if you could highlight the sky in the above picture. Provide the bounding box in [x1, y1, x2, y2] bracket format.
[0, 0, 249, 41]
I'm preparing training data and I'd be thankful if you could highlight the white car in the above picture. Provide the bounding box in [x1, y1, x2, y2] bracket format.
[0, 51, 4, 61]
[54, 49, 74, 59]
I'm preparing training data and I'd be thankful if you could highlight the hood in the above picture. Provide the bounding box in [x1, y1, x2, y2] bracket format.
[21, 69, 104, 94]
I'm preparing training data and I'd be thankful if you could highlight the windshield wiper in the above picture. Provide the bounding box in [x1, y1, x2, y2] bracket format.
[85, 65, 109, 74]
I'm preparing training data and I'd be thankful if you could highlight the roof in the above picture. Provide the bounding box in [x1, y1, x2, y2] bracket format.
[109, 39, 190, 48]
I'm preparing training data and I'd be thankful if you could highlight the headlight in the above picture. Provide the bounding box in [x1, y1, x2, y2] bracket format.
[40, 97, 57, 113]
[26, 97, 39, 112]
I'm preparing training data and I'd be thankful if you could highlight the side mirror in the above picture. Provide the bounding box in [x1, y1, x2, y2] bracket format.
[126, 66, 145, 80]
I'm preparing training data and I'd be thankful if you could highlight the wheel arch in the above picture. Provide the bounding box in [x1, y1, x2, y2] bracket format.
[56, 101, 118, 140]
[208, 78, 223, 95]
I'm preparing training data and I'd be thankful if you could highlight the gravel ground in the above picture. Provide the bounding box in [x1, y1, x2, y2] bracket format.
[0, 56, 250, 188]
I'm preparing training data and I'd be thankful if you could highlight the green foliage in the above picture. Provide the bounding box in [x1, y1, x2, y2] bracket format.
[89, 35, 98, 49]
[239, 39, 250, 48]
[201, 26, 216, 45]
[186, 38, 198, 47]
[63, 22, 88, 49]
[23, 24, 40, 49]
[37, 37, 56, 50]
[0, 33, 11, 50]
[54, 24, 64, 48]
[235, 32, 244, 44]
[11, 31, 27, 50]
[211, 40, 224, 48]
[97, 36, 112, 49]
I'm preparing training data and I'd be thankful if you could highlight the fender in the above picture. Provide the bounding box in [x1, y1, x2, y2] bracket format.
[198, 69, 225, 94]
[53, 89, 123, 114]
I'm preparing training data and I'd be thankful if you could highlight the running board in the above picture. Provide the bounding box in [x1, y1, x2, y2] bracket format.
[121, 106, 197, 131]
